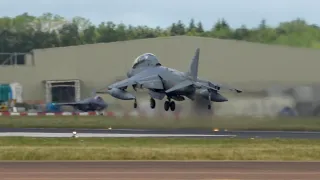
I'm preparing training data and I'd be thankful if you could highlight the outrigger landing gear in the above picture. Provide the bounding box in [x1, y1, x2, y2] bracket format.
[207, 91, 212, 110]
[150, 98, 156, 109]
[133, 99, 137, 108]
[164, 97, 175, 111]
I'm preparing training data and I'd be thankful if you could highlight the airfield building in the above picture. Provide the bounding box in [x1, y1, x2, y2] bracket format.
[1, 36, 320, 116]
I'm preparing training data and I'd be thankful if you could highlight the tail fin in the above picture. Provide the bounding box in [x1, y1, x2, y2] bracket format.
[91, 89, 96, 97]
[187, 48, 200, 81]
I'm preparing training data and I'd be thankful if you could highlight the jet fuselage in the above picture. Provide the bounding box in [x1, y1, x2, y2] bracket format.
[128, 65, 195, 96]
[107, 48, 240, 111]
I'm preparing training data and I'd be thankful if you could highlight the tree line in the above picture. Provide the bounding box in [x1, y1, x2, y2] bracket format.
[1, 12, 320, 56]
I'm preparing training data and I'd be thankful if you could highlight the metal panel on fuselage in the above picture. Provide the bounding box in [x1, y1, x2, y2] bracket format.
[130, 66, 195, 96]
[158, 66, 195, 96]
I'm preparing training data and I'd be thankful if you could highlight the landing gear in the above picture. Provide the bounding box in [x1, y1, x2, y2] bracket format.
[133, 99, 137, 108]
[150, 98, 156, 109]
[164, 98, 175, 111]
[164, 101, 170, 111]
[169, 101, 175, 111]
[208, 91, 212, 110]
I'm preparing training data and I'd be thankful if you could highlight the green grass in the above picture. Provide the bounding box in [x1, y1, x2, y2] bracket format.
[0, 116, 320, 131]
[0, 137, 319, 160]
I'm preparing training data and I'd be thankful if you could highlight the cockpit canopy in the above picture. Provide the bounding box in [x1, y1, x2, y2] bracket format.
[132, 53, 161, 69]
[94, 96, 103, 102]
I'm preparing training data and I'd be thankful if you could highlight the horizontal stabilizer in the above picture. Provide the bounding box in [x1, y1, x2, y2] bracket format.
[195, 82, 219, 91]
[234, 89, 242, 93]
[210, 82, 243, 93]
[165, 80, 193, 94]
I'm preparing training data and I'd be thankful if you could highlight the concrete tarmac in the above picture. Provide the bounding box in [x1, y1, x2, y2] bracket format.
[0, 128, 320, 139]
[0, 161, 320, 180]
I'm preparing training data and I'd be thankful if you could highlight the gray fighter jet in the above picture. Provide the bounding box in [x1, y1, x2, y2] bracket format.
[49, 92, 108, 114]
[106, 48, 242, 111]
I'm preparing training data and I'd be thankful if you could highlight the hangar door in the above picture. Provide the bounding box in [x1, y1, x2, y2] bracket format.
[44, 80, 81, 103]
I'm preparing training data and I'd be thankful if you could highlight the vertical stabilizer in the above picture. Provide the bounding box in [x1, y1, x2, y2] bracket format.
[187, 48, 200, 81]
[91, 89, 97, 97]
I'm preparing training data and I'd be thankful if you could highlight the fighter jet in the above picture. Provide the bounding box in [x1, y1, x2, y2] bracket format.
[48, 92, 108, 114]
[106, 48, 242, 111]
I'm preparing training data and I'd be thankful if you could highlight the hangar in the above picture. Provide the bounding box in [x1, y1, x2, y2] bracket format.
[1, 36, 320, 115]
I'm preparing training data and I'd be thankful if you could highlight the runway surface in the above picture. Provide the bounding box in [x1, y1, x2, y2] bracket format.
[0, 161, 320, 179]
[0, 128, 320, 138]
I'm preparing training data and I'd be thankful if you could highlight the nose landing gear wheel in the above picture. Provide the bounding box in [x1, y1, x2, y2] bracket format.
[134, 99, 137, 108]
[208, 104, 211, 110]
[164, 101, 170, 111]
[150, 98, 156, 109]
[169, 101, 175, 111]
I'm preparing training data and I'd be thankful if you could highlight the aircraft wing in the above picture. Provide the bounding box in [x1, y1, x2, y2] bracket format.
[53, 103, 78, 107]
[108, 73, 164, 90]
[52, 100, 87, 107]
[165, 80, 194, 93]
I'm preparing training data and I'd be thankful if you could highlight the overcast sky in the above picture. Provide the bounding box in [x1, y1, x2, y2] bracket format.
[0, 0, 318, 29]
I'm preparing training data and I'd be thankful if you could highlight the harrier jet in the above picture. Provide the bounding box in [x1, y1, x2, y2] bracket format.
[48, 93, 108, 114]
[107, 48, 242, 111]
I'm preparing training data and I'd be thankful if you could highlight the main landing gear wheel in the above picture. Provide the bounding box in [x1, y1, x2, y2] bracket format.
[208, 104, 211, 110]
[164, 100, 175, 111]
[169, 101, 175, 111]
[150, 98, 156, 109]
[164, 101, 170, 111]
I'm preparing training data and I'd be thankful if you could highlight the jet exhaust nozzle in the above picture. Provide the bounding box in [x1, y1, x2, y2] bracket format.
[199, 89, 228, 102]
[107, 88, 136, 100]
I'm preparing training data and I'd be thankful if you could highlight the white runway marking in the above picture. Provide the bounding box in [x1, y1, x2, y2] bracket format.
[0, 132, 236, 138]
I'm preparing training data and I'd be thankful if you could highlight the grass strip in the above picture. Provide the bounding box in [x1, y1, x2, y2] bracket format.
[0, 137, 319, 160]
[0, 116, 320, 131]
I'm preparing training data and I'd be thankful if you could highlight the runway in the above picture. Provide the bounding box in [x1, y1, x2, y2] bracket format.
[0, 161, 320, 179]
[0, 128, 320, 138]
